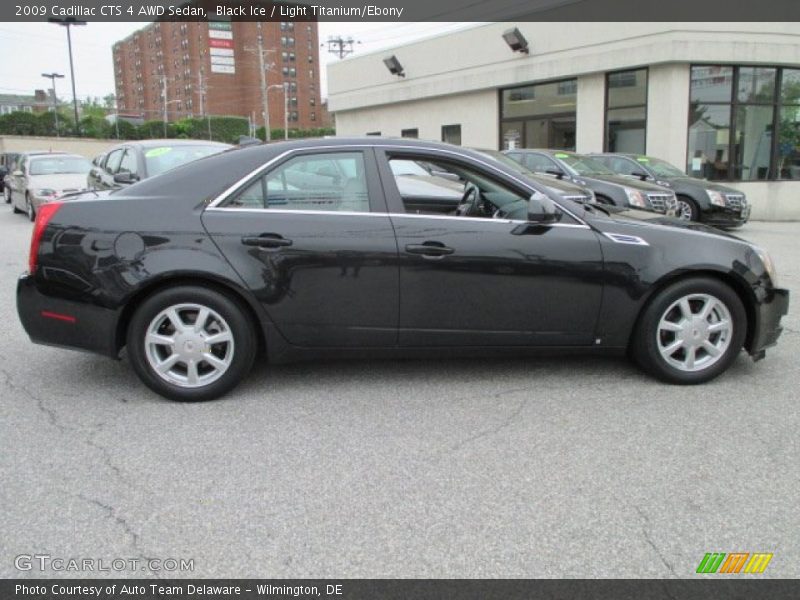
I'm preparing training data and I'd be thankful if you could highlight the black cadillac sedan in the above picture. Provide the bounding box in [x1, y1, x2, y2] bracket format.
[590, 153, 750, 228]
[18, 138, 788, 401]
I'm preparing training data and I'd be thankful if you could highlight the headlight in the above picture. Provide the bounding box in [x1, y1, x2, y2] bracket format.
[752, 246, 778, 286]
[35, 188, 57, 198]
[706, 189, 726, 207]
[624, 187, 647, 208]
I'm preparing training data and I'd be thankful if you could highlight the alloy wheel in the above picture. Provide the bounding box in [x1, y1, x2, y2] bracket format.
[656, 293, 732, 372]
[144, 303, 235, 388]
[677, 199, 694, 221]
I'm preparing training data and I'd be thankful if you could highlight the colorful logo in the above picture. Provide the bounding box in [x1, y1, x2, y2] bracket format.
[696, 552, 773, 574]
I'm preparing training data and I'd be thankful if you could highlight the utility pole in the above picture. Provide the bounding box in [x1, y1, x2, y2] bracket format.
[244, 36, 275, 141]
[162, 77, 168, 137]
[49, 17, 86, 136]
[257, 35, 271, 141]
[198, 69, 211, 140]
[41, 72, 64, 137]
[283, 82, 288, 140]
[323, 36, 360, 59]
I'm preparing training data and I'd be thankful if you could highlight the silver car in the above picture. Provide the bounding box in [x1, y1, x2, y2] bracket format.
[8, 152, 90, 221]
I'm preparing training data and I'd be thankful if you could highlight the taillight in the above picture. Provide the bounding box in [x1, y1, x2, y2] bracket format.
[29, 201, 63, 274]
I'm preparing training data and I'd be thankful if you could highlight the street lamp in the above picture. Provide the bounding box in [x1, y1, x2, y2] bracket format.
[41, 72, 64, 137]
[49, 17, 86, 136]
[267, 84, 288, 140]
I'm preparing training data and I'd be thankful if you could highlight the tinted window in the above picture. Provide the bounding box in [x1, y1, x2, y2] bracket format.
[105, 149, 124, 174]
[523, 153, 558, 173]
[29, 156, 91, 176]
[118, 150, 139, 177]
[226, 152, 370, 213]
[144, 144, 226, 177]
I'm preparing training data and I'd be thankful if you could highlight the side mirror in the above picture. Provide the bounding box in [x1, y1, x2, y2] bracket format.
[631, 171, 649, 181]
[545, 168, 565, 179]
[528, 192, 561, 224]
[13, 170, 23, 177]
[113, 171, 138, 185]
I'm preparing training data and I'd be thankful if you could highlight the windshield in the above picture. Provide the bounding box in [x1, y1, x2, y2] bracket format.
[472, 148, 539, 176]
[637, 156, 686, 178]
[29, 156, 91, 176]
[555, 153, 616, 176]
[144, 144, 226, 177]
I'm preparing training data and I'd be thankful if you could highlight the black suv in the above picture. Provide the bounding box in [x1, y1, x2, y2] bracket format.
[591, 153, 749, 228]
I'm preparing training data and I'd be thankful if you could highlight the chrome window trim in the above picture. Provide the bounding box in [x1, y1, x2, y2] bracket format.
[206, 142, 590, 228]
[204, 206, 590, 228]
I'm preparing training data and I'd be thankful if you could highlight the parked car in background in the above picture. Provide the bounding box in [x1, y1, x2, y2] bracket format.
[504, 149, 678, 216]
[87, 140, 232, 190]
[87, 152, 106, 187]
[590, 153, 750, 228]
[17, 138, 787, 401]
[474, 148, 596, 205]
[0, 152, 21, 196]
[7, 151, 85, 221]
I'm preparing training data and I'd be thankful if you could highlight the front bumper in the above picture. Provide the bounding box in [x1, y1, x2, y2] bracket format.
[703, 204, 750, 228]
[17, 273, 120, 358]
[748, 287, 789, 357]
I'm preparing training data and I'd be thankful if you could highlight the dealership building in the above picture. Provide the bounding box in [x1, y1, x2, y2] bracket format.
[327, 22, 800, 219]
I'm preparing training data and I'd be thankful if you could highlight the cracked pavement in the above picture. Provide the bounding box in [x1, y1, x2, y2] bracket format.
[0, 210, 798, 579]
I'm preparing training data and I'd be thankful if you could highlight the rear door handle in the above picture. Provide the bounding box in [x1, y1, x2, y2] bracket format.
[405, 241, 454, 257]
[241, 234, 293, 248]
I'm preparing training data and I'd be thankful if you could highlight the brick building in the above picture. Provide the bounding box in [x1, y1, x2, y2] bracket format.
[113, 20, 322, 130]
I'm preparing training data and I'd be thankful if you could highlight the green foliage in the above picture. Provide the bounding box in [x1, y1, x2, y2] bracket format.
[254, 126, 336, 141]
[0, 109, 335, 144]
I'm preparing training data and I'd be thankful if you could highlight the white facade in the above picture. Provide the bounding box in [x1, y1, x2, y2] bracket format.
[328, 22, 800, 220]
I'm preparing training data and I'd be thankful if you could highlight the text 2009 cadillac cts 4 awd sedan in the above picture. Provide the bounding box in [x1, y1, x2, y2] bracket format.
[17, 138, 789, 401]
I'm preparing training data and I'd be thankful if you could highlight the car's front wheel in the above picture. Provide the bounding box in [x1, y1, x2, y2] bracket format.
[632, 277, 746, 384]
[676, 195, 699, 221]
[127, 286, 257, 401]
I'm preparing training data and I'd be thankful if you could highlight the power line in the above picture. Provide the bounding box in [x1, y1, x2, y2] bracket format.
[323, 36, 360, 59]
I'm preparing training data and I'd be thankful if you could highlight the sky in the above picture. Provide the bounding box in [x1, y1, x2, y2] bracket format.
[0, 21, 476, 105]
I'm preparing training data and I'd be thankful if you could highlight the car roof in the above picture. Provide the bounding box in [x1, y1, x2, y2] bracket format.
[123, 139, 232, 149]
[28, 153, 86, 160]
[19, 150, 69, 156]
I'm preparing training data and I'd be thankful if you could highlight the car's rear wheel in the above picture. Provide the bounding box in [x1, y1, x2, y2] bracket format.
[127, 286, 257, 401]
[676, 195, 699, 221]
[26, 194, 35, 222]
[632, 277, 746, 384]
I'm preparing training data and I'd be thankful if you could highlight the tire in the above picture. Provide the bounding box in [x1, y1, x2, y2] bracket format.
[126, 286, 257, 402]
[631, 277, 746, 384]
[3, 186, 9, 204]
[676, 195, 699, 221]
[26, 194, 35, 222]
[11, 190, 21, 214]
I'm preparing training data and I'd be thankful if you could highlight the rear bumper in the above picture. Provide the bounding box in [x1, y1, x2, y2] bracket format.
[748, 287, 789, 356]
[17, 273, 120, 358]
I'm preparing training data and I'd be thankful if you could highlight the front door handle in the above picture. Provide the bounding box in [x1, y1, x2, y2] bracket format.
[405, 241, 454, 257]
[241, 233, 293, 248]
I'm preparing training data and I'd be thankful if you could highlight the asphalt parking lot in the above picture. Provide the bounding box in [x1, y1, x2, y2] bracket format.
[0, 206, 797, 579]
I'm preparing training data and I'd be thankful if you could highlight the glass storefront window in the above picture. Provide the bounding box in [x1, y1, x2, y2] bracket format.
[501, 79, 576, 119]
[737, 67, 776, 103]
[690, 66, 733, 103]
[607, 106, 647, 153]
[688, 104, 732, 179]
[500, 79, 576, 150]
[733, 104, 774, 180]
[688, 65, 800, 181]
[605, 69, 647, 154]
